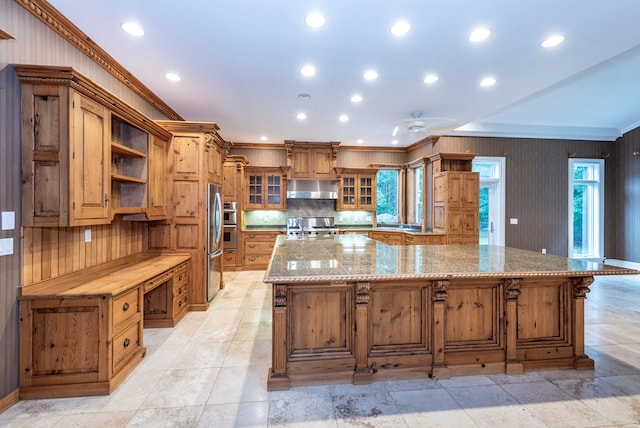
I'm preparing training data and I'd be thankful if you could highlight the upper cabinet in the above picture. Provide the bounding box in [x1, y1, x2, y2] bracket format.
[335, 167, 377, 211]
[15, 65, 173, 226]
[223, 155, 248, 204]
[285, 141, 338, 180]
[245, 166, 288, 210]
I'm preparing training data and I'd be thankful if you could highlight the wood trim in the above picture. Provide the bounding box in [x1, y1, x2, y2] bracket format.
[0, 28, 15, 39]
[232, 142, 287, 151]
[15, 0, 182, 121]
[0, 389, 19, 414]
[406, 135, 440, 152]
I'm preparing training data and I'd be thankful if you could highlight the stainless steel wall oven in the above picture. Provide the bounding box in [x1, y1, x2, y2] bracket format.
[223, 202, 238, 250]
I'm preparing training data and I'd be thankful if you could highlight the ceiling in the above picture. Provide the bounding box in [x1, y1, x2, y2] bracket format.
[47, 0, 640, 147]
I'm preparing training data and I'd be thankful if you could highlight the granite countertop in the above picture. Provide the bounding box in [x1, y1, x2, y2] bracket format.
[264, 235, 638, 283]
[242, 225, 443, 235]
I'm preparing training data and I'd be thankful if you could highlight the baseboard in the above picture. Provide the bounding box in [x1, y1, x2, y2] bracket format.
[0, 388, 19, 414]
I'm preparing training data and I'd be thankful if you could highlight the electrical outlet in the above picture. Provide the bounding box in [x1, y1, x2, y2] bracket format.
[541, 248, 546, 254]
[84, 228, 91, 242]
[509, 218, 518, 225]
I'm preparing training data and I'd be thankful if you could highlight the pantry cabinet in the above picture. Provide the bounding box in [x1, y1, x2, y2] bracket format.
[245, 166, 288, 210]
[336, 167, 377, 211]
[223, 155, 248, 203]
[430, 153, 479, 244]
[15, 65, 172, 226]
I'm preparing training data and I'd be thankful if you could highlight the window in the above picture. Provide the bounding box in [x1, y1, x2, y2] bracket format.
[569, 159, 604, 259]
[376, 169, 399, 223]
[414, 166, 423, 223]
[472, 157, 505, 246]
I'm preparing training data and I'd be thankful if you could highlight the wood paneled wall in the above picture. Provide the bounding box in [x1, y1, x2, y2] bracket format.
[614, 128, 640, 262]
[22, 222, 146, 287]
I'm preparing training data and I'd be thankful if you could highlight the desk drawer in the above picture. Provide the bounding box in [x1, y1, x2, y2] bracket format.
[144, 269, 174, 293]
[112, 320, 142, 372]
[113, 287, 141, 332]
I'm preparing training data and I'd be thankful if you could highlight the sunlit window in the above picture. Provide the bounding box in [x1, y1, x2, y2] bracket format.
[376, 169, 399, 223]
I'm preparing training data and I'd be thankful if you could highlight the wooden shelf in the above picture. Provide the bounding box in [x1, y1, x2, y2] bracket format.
[112, 142, 147, 158]
[112, 173, 146, 184]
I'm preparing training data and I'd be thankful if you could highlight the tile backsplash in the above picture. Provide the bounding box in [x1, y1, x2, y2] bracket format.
[243, 199, 374, 227]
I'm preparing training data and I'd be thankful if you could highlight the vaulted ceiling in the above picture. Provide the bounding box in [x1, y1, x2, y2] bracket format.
[48, 0, 640, 147]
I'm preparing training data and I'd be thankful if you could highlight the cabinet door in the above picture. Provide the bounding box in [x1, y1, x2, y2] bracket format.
[339, 175, 358, 209]
[207, 143, 223, 185]
[148, 136, 168, 219]
[70, 91, 110, 224]
[358, 174, 375, 210]
[246, 174, 264, 209]
[291, 148, 311, 178]
[311, 147, 334, 179]
[264, 173, 285, 209]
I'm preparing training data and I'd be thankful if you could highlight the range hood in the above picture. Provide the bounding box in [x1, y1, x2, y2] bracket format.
[286, 179, 339, 199]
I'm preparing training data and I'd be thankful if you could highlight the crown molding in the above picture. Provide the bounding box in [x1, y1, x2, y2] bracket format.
[0, 29, 15, 39]
[16, 0, 183, 121]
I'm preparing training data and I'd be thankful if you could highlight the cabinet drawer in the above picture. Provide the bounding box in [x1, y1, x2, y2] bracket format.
[244, 240, 276, 255]
[244, 233, 281, 241]
[174, 267, 188, 291]
[173, 285, 188, 314]
[144, 269, 174, 293]
[175, 262, 188, 277]
[223, 252, 237, 266]
[113, 320, 142, 372]
[113, 287, 141, 332]
[244, 254, 271, 267]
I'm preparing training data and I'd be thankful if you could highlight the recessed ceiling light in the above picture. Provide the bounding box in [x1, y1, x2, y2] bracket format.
[300, 65, 316, 77]
[469, 27, 491, 42]
[339, 115, 349, 122]
[357, 139, 364, 144]
[165, 72, 181, 82]
[298, 93, 311, 99]
[350, 94, 363, 103]
[363, 69, 378, 80]
[260, 136, 268, 141]
[121, 21, 144, 37]
[305, 12, 326, 29]
[541, 34, 566, 48]
[424, 74, 439, 84]
[480, 77, 496, 87]
[296, 112, 307, 120]
[391, 140, 399, 145]
[390, 20, 411, 36]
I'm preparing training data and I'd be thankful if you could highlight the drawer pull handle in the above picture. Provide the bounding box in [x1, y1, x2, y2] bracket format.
[123, 338, 131, 347]
[123, 302, 130, 311]
[178, 274, 183, 281]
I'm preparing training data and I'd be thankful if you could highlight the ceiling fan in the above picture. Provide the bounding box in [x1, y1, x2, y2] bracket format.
[393, 111, 461, 138]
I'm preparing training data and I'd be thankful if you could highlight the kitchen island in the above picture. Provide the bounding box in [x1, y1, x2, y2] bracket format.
[264, 235, 638, 390]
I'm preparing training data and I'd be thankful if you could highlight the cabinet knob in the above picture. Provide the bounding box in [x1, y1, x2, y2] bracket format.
[123, 302, 129, 311]
[123, 338, 131, 348]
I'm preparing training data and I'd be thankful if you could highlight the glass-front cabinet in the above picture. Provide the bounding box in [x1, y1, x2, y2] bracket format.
[336, 168, 377, 211]
[245, 166, 288, 210]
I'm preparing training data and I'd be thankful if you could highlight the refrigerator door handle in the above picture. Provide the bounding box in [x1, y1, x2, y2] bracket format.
[214, 190, 223, 247]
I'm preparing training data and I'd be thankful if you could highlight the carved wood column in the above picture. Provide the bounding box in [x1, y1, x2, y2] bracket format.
[267, 284, 290, 390]
[504, 278, 524, 374]
[353, 281, 372, 384]
[571, 276, 595, 370]
[431, 279, 450, 379]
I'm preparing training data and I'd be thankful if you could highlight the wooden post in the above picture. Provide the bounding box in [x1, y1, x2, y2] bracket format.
[353, 282, 372, 384]
[504, 278, 523, 375]
[267, 283, 290, 390]
[431, 279, 450, 379]
[572, 276, 595, 370]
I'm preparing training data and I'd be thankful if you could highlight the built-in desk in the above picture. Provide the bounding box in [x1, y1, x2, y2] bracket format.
[18, 253, 191, 399]
[264, 235, 638, 390]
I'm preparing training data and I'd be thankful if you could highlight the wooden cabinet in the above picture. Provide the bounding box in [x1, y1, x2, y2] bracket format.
[286, 141, 338, 179]
[15, 65, 173, 226]
[368, 230, 404, 245]
[336, 168, 377, 211]
[144, 261, 189, 327]
[18, 254, 190, 399]
[147, 136, 169, 220]
[403, 233, 446, 245]
[245, 166, 287, 210]
[206, 129, 225, 185]
[151, 121, 227, 310]
[223, 155, 248, 203]
[430, 153, 479, 244]
[242, 231, 283, 269]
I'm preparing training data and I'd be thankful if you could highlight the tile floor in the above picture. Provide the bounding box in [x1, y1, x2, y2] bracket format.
[2, 266, 640, 427]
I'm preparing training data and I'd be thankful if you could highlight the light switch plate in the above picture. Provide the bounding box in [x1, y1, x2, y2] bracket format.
[510, 218, 518, 225]
[84, 229, 91, 242]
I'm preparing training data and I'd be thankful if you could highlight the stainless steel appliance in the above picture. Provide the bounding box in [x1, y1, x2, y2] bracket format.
[286, 179, 339, 199]
[207, 184, 223, 301]
[223, 202, 238, 250]
[286, 216, 339, 239]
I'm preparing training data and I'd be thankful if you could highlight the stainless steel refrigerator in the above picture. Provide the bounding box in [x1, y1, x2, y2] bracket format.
[207, 183, 223, 301]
